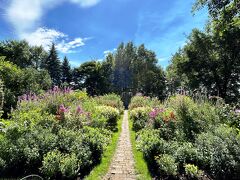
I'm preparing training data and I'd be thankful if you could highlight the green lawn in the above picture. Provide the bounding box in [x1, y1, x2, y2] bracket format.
[85, 116, 123, 180]
[129, 115, 152, 180]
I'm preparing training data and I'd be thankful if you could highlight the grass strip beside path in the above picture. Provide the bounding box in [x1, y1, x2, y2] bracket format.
[129, 117, 152, 180]
[85, 115, 123, 180]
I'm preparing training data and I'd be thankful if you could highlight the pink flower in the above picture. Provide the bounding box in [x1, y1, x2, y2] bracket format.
[58, 104, 69, 113]
[76, 105, 84, 114]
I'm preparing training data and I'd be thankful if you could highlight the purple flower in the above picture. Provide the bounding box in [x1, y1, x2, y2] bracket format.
[59, 104, 69, 113]
[149, 108, 165, 119]
[76, 105, 84, 114]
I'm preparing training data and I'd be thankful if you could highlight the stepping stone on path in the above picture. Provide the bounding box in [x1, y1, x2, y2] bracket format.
[104, 110, 137, 180]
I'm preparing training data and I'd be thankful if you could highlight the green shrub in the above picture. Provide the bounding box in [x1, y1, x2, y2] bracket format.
[95, 105, 120, 130]
[130, 107, 151, 131]
[184, 164, 203, 178]
[173, 142, 198, 170]
[129, 95, 160, 110]
[195, 125, 240, 177]
[41, 150, 62, 178]
[59, 153, 79, 178]
[155, 154, 178, 176]
[94, 94, 124, 112]
[136, 129, 167, 160]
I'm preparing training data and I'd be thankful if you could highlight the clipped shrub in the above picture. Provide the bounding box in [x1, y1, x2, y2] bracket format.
[59, 153, 79, 178]
[136, 129, 166, 160]
[130, 106, 151, 131]
[155, 154, 178, 176]
[95, 105, 120, 129]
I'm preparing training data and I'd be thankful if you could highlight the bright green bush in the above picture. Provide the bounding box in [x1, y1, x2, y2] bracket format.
[95, 105, 120, 129]
[94, 94, 124, 112]
[155, 154, 178, 176]
[130, 107, 151, 131]
[129, 95, 160, 110]
[173, 142, 198, 167]
[0, 88, 121, 179]
[184, 164, 203, 178]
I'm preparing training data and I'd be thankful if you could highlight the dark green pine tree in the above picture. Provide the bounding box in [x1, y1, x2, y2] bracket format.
[61, 56, 72, 84]
[45, 43, 62, 86]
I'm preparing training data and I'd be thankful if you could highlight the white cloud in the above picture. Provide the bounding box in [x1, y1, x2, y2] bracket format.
[23, 27, 89, 53]
[158, 57, 169, 62]
[56, 37, 86, 53]
[5, 0, 101, 38]
[103, 48, 117, 56]
[23, 27, 66, 49]
[70, 0, 101, 7]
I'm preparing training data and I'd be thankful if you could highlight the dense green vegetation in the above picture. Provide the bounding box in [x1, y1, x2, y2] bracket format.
[0, 0, 239, 179]
[166, 0, 240, 103]
[129, 95, 240, 179]
[0, 89, 123, 179]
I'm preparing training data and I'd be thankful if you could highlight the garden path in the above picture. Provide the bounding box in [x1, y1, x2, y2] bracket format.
[104, 110, 136, 180]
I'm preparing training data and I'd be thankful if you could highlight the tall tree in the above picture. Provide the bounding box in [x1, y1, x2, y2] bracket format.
[168, 0, 240, 102]
[44, 43, 62, 86]
[0, 40, 32, 68]
[61, 56, 72, 84]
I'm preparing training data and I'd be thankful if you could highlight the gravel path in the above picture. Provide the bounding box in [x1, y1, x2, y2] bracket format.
[104, 110, 136, 180]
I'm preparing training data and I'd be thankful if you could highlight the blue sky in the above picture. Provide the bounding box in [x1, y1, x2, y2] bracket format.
[0, 0, 208, 68]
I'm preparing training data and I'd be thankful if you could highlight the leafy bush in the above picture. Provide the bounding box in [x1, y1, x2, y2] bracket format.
[195, 125, 240, 177]
[131, 95, 240, 179]
[130, 107, 151, 131]
[0, 88, 121, 179]
[155, 154, 178, 176]
[129, 95, 160, 110]
[94, 94, 124, 113]
[184, 164, 203, 178]
[95, 105, 120, 130]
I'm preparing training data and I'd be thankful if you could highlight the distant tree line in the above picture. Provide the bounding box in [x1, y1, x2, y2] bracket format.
[73, 42, 166, 99]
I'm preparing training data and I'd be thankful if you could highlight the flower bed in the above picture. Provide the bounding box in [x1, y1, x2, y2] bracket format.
[0, 87, 123, 179]
[130, 94, 240, 179]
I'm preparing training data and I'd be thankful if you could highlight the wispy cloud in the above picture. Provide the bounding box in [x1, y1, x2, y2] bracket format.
[70, 0, 101, 8]
[57, 37, 90, 53]
[24, 27, 90, 53]
[103, 48, 117, 56]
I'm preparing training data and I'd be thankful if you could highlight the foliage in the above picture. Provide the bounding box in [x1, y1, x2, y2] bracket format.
[129, 95, 161, 110]
[131, 95, 240, 179]
[168, 0, 240, 103]
[0, 89, 122, 179]
[44, 43, 62, 86]
[61, 56, 72, 85]
[184, 164, 203, 178]
[0, 58, 52, 117]
[155, 154, 178, 176]
[130, 106, 151, 131]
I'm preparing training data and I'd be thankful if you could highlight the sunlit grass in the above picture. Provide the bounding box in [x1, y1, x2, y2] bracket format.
[129, 114, 152, 180]
[85, 115, 123, 180]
